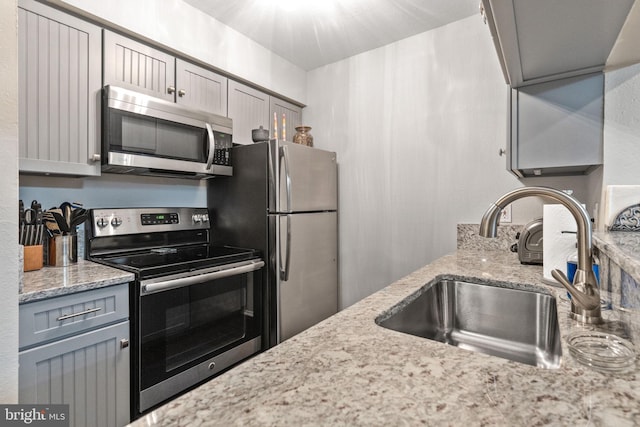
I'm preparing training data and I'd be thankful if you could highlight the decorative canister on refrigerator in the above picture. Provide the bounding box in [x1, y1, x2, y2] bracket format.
[293, 126, 314, 147]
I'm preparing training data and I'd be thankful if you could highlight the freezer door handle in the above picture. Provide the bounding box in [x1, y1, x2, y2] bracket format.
[280, 215, 292, 281]
[280, 145, 292, 212]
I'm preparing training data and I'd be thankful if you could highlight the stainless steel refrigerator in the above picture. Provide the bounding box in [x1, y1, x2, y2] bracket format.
[207, 140, 338, 346]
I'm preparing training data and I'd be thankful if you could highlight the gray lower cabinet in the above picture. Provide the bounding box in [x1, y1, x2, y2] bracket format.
[19, 322, 130, 427]
[18, 0, 102, 176]
[19, 284, 130, 427]
[104, 30, 228, 115]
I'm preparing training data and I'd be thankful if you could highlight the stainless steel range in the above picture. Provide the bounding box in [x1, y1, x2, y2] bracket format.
[86, 207, 265, 418]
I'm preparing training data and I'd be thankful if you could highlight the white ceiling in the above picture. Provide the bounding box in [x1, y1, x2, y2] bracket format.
[183, 0, 480, 70]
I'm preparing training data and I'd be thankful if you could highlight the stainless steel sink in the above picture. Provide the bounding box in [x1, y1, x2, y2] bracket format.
[376, 279, 562, 369]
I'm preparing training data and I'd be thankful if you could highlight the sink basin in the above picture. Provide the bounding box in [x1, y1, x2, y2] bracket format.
[376, 279, 562, 369]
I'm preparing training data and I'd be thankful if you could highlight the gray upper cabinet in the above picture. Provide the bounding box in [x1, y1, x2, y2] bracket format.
[228, 81, 270, 145]
[18, 0, 102, 176]
[176, 58, 228, 116]
[482, 0, 636, 87]
[509, 73, 603, 177]
[104, 31, 228, 115]
[270, 97, 302, 143]
[103, 30, 175, 102]
[228, 81, 304, 145]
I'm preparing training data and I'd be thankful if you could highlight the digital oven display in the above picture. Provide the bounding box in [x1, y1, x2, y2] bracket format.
[141, 213, 179, 225]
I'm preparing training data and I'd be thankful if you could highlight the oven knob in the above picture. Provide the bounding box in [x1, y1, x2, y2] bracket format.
[192, 214, 202, 223]
[111, 217, 123, 227]
[202, 214, 209, 223]
[96, 217, 108, 228]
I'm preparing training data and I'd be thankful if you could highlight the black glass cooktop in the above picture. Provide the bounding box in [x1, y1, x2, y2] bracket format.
[94, 244, 259, 279]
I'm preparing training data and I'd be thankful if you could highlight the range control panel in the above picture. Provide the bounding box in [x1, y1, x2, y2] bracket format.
[141, 213, 179, 226]
[90, 207, 210, 237]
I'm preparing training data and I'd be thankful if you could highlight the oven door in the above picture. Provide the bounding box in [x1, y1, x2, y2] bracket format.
[137, 259, 264, 413]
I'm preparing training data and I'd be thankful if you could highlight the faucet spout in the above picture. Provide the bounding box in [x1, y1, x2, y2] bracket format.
[479, 186, 602, 324]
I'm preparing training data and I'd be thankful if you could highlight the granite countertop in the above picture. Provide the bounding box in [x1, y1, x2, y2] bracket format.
[594, 231, 640, 284]
[20, 259, 135, 304]
[131, 249, 640, 427]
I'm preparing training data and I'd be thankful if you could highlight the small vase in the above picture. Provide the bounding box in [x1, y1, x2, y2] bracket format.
[293, 126, 314, 147]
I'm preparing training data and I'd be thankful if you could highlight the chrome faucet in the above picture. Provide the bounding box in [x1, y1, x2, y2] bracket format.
[479, 186, 602, 324]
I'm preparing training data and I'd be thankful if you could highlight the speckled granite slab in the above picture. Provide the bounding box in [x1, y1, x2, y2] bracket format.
[595, 232, 640, 311]
[594, 232, 640, 285]
[19, 259, 134, 304]
[130, 250, 640, 427]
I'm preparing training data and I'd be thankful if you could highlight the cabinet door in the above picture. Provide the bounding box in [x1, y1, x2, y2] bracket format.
[175, 58, 228, 116]
[270, 97, 302, 143]
[228, 81, 270, 145]
[18, 0, 101, 176]
[19, 321, 130, 427]
[510, 73, 603, 177]
[103, 30, 175, 102]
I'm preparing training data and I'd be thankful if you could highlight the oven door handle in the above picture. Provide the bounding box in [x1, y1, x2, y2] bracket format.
[141, 260, 265, 295]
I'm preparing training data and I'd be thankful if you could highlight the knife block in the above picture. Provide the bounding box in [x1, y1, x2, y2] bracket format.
[23, 245, 44, 271]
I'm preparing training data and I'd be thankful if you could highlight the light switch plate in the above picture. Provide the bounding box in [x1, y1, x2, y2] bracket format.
[500, 205, 512, 223]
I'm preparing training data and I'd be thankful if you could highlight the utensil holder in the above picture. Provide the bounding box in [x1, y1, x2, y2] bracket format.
[24, 245, 44, 271]
[48, 235, 77, 267]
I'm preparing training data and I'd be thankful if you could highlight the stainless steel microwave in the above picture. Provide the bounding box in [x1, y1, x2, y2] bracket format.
[102, 85, 233, 179]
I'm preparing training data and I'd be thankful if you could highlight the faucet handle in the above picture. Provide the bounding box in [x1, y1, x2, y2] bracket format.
[551, 269, 600, 310]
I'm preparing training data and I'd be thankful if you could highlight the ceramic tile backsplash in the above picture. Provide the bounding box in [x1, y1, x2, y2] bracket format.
[457, 224, 522, 251]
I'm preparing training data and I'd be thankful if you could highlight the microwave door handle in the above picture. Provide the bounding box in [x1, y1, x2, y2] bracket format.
[205, 122, 215, 170]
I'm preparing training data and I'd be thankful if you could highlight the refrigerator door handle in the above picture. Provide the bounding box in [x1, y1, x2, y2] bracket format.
[280, 214, 292, 281]
[281, 145, 292, 212]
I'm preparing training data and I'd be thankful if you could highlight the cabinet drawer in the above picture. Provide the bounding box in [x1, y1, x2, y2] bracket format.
[20, 283, 129, 350]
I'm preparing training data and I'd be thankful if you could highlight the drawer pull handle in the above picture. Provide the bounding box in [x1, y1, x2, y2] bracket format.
[57, 307, 102, 321]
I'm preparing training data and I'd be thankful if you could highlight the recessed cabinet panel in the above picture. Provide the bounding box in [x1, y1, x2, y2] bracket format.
[19, 321, 130, 427]
[510, 73, 603, 177]
[228, 81, 270, 145]
[176, 58, 228, 116]
[103, 30, 175, 102]
[18, 0, 101, 176]
[270, 97, 302, 143]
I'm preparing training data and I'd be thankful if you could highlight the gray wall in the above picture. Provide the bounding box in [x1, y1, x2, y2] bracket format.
[305, 16, 592, 309]
[0, 0, 19, 403]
